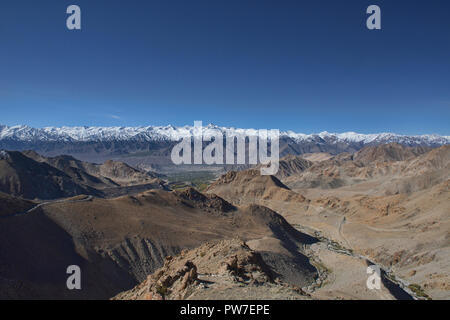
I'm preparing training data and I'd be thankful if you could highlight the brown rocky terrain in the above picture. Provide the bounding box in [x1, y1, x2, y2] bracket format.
[271, 155, 312, 179]
[113, 238, 311, 300]
[0, 150, 98, 199]
[301, 152, 333, 162]
[0, 186, 318, 299]
[352, 143, 431, 164]
[0, 143, 447, 300]
[23, 150, 161, 188]
[208, 144, 449, 300]
[0, 192, 35, 217]
[0, 150, 162, 200]
[207, 170, 306, 205]
[282, 144, 449, 194]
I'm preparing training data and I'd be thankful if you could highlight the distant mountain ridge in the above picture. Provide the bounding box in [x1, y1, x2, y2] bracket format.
[1, 124, 449, 145]
[1, 124, 448, 169]
[0, 150, 162, 200]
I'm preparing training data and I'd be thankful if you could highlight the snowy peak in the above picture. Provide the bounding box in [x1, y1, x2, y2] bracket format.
[0, 124, 449, 146]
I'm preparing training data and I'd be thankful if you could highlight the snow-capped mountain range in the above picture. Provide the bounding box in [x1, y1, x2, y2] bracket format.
[1, 124, 449, 146]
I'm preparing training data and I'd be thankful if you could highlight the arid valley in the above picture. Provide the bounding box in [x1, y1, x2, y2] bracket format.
[0, 136, 448, 300]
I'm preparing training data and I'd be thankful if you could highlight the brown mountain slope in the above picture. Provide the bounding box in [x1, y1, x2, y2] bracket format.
[23, 150, 160, 188]
[0, 150, 97, 200]
[0, 192, 35, 217]
[0, 150, 165, 200]
[0, 188, 318, 299]
[273, 155, 312, 179]
[207, 169, 307, 205]
[254, 155, 312, 179]
[283, 145, 449, 194]
[0, 203, 135, 299]
[402, 144, 450, 174]
[222, 146, 449, 299]
[353, 143, 431, 165]
[23, 151, 119, 190]
[300, 179, 450, 299]
[203, 144, 450, 299]
[113, 238, 311, 300]
[98, 160, 160, 186]
[301, 152, 333, 162]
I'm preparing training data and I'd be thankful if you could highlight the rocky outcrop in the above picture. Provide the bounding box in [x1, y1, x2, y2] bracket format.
[174, 187, 236, 213]
[113, 239, 310, 300]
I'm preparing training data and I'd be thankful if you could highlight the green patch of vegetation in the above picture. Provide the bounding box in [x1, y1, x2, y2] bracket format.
[408, 284, 431, 300]
[166, 171, 217, 191]
[169, 182, 190, 190]
[196, 183, 210, 192]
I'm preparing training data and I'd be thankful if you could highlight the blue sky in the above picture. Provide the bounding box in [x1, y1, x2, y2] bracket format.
[1, 0, 449, 134]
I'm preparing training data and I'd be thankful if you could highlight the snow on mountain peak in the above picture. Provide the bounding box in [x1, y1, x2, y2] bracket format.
[0, 124, 448, 146]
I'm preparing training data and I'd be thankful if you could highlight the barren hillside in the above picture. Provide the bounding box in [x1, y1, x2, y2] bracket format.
[208, 144, 450, 299]
[0, 188, 318, 299]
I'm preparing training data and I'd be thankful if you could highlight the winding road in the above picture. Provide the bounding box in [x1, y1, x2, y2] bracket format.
[2, 195, 93, 219]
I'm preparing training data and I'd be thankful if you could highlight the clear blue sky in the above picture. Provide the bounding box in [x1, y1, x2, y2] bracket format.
[1, 0, 449, 134]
